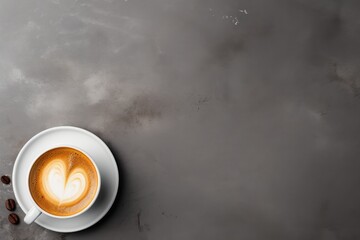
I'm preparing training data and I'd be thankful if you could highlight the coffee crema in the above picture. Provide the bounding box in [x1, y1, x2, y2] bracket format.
[29, 147, 98, 216]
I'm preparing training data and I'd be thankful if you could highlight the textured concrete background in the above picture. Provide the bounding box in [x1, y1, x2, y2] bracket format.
[1, 0, 360, 239]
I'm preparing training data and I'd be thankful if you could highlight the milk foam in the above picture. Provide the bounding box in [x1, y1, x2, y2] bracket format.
[42, 159, 88, 205]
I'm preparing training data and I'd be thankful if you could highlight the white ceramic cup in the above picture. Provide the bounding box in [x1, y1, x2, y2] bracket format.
[24, 145, 101, 224]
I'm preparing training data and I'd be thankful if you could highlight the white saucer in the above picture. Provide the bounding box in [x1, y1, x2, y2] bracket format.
[12, 126, 119, 232]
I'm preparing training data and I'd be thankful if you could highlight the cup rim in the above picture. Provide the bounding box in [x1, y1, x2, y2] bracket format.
[26, 144, 101, 219]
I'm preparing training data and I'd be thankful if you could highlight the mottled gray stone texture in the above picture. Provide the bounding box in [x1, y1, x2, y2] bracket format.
[0, 0, 360, 239]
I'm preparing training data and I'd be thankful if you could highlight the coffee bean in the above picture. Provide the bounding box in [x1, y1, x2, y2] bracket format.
[1, 175, 10, 185]
[8, 213, 19, 225]
[5, 199, 16, 211]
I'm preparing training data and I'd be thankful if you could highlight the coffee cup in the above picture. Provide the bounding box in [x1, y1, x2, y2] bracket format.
[24, 145, 101, 224]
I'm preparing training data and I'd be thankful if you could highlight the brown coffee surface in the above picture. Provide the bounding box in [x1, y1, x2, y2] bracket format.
[29, 147, 98, 216]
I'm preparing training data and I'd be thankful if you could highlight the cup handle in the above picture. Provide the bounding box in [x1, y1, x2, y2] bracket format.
[24, 206, 41, 224]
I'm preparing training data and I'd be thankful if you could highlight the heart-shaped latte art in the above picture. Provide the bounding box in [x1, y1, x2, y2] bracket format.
[42, 159, 88, 205]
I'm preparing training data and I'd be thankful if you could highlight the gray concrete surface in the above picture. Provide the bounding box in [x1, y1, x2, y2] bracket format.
[1, 0, 360, 239]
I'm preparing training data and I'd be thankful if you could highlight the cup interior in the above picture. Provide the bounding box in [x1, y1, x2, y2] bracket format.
[27, 145, 101, 219]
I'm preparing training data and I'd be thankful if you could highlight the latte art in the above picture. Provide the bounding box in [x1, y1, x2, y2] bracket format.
[42, 159, 88, 205]
[29, 147, 99, 216]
